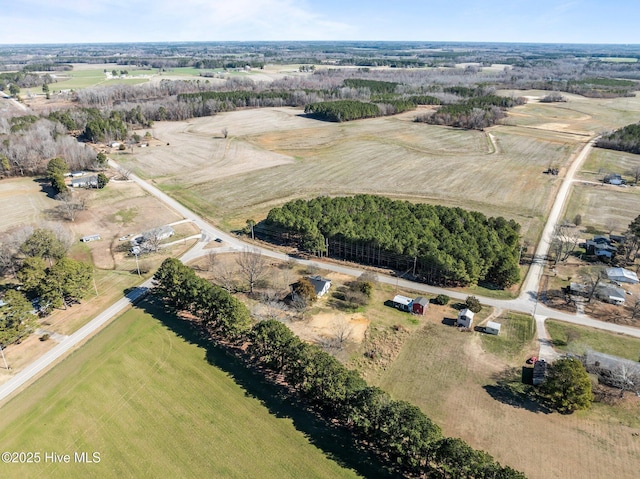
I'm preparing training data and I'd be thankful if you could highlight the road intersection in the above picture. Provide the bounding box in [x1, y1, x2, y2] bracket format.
[0, 137, 631, 403]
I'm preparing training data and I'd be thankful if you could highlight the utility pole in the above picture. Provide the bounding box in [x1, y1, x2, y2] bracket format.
[134, 252, 141, 276]
[0, 345, 9, 370]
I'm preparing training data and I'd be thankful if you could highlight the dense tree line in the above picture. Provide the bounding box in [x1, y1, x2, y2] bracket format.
[263, 195, 521, 288]
[153, 258, 526, 478]
[304, 100, 382, 122]
[415, 95, 526, 130]
[596, 122, 640, 155]
[153, 258, 251, 337]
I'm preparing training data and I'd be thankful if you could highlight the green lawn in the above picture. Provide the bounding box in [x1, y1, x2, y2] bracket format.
[480, 312, 536, 359]
[546, 319, 640, 361]
[0, 300, 368, 478]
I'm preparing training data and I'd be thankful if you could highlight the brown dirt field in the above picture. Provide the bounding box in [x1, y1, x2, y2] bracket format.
[288, 312, 370, 345]
[374, 321, 640, 479]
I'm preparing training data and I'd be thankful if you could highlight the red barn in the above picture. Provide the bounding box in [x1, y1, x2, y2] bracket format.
[412, 297, 429, 315]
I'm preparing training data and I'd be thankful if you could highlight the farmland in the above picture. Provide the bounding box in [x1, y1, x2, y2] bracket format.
[115, 102, 586, 244]
[0, 177, 57, 232]
[371, 311, 640, 479]
[0, 302, 364, 478]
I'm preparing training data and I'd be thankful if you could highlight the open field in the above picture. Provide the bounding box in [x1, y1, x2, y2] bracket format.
[578, 147, 640, 184]
[0, 177, 57, 231]
[0, 301, 364, 479]
[563, 177, 640, 234]
[0, 177, 198, 383]
[372, 315, 640, 479]
[546, 319, 640, 361]
[116, 104, 584, 244]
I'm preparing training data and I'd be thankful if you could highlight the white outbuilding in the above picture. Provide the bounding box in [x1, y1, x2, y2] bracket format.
[457, 308, 474, 328]
[485, 321, 502, 335]
[606, 267, 639, 284]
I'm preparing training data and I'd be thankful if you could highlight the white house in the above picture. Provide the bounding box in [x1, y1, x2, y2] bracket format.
[307, 275, 331, 298]
[606, 267, 639, 284]
[457, 308, 474, 328]
[392, 295, 413, 312]
[72, 175, 98, 188]
[595, 284, 626, 305]
[485, 321, 502, 335]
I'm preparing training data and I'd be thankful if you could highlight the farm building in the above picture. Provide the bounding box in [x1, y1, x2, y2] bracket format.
[456, 308, 474, 328]
[71, 175, 98, 188]
[606, 267, 639, 284]
[485, 321, 502, 335]
[67, 171, 85, 177]
[412, 297, 429, 315]
[307, 275, 331, 298]
[80, 234, 101, 242]
[392, 295, 413, 312]
[595, 284, 626, 305]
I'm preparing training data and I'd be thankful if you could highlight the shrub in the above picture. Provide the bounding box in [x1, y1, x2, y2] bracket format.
[465, 295, 482, 313]
[432, 294, 450, 305]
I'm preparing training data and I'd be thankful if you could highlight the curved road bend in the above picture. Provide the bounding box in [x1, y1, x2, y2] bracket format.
[0, 138, 618, 403]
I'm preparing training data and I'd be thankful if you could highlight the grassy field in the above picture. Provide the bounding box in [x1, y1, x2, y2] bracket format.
[115, 105, 582, 244]
[372, 317, 640, 479]
[546, 319, 640, 361]
[0, 177, 57, 231]
[0, 300, 372, 478]
[480, 312, 536, 360]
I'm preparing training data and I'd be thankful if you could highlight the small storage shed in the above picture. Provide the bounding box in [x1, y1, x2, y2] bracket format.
[307, 275, 331, 298]
[457, 308, 474, 328]
[412, 297, 429, 315]
[80, 234, 101, 242]
[485, 321, 502, 335]
[392, 295, 413, 312]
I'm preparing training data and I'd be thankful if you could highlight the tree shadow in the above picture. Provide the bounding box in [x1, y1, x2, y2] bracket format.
[483, 368, 551, 414]
[136, 296, 397, 478]
[35, 177, 57, 199]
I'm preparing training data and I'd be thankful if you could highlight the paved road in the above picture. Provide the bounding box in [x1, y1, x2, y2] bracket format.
[0, 281, 151, 404]
[0, 138, 626, 404]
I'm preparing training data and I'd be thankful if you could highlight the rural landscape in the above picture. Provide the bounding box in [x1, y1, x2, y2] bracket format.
[1, 40, 640, 478]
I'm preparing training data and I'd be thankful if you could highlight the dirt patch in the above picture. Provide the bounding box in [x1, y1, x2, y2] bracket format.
[288, 312, 370, 345]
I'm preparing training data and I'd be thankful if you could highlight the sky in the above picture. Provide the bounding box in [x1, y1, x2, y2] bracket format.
[1, 0, 639, 45]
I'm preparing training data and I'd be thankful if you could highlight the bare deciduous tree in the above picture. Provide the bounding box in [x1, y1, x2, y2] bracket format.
[214, 261, 239, 293]
[54, 193, 85, 222]
[221, 127, 228, 139]
[604, 218, 618, 236]
[116, 167, 132, 180]
[629, 165, 640, 185]
[236, 249, 267, 294]
[550, 222, 581, 264]
[581, 267, 606, 302]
